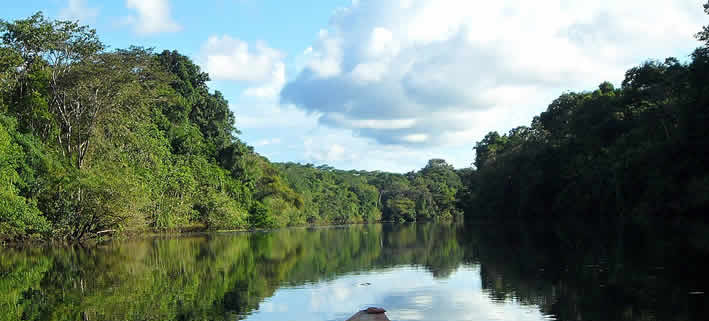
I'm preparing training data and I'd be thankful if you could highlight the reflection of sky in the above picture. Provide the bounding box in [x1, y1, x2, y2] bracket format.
[242, 265, 553, 321]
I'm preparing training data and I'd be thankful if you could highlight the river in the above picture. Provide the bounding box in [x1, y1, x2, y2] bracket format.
[1, 223, 707, 320]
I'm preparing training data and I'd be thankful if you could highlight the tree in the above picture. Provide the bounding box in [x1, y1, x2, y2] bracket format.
[51, 50, 148, 169]
[474, 132, 507, 169]
[695, 1, 709, 46]
[0, 115, 49, 238]
[1, 12, 110, 169]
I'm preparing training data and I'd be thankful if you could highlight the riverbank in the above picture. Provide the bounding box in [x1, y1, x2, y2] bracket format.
[0, 220, 421, 248]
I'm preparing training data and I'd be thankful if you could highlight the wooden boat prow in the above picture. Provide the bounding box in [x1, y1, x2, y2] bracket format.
[345, 307, 390, 321]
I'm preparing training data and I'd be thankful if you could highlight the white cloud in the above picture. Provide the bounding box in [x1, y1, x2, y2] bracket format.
[59, 0, 99, 23]
[292, 124, 471, 172]
[204, 36, 283, 82]
[367, 27, 399, 57]
[202, 35, 286, 98]
[304, 139, 347, 163]
[124, 0, 181, 34]
[243, 61, 286, 98]
[235, 103, 318, 130]
[324, 113, 417, 130]
[232, 95, 476, 172]
[253, 138, 282, 147]
[303, 29, 343, 78]
[281, 0, 707, 148]
[402, 133, 428, 143]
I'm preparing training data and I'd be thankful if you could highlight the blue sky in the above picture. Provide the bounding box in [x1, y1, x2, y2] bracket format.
[3, 0, 707, 172]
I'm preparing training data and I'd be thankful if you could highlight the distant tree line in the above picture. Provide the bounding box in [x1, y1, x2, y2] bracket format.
[276, 158, 462, 224]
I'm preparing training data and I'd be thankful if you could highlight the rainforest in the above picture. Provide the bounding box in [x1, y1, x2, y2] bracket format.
[1, 8, 709, 243]
[3, 4, 709, 321]
[0, 13, 466, 242]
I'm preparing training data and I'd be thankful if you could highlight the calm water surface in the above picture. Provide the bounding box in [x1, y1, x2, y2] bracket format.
[1, 223, 707, 320]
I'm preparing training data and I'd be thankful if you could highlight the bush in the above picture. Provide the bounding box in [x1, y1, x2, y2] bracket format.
[0, 115, 49, 239]
[198, 191, 248, 230]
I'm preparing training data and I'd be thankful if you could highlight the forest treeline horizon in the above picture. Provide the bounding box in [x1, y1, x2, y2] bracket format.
[0, 13, 464, 241]
[2, 4, 709, 242]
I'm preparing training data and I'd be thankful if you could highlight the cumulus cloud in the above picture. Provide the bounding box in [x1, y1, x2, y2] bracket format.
[253, 138, 282, 147]
[59, 0, 99, 23]
[305, 139, 347, 163]
[242, 62, 286, 98]
[281, 0, 706, 147]
[290, 124, 472, 172]
[202, 35, 286, 98]
[124, 0, 181, 34]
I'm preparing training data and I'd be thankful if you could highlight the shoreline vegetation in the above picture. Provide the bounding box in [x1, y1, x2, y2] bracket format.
[1, 221, 413, 248]
[0, 13, 463, 243]
[3, 3, 709, 244]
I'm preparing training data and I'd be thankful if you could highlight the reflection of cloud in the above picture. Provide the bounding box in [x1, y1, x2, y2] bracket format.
[242, 266, 551, 321]
[333, 285, 351, 301]
[260, 301, 273, 312]
[410, 295, 433, 306]
[390, 309, 424, 320]
[309, 289, 323, 311]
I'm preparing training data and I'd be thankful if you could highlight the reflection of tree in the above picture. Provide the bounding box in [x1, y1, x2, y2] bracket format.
[0, 223, 467, 320]
[380, 224, 465, 278]
[0, 251, 52, 321]
[463, 221, 709, 321]
[7, 222, 707, 321]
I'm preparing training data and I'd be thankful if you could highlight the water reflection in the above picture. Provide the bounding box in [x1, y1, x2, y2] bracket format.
[245, 267, 550, 321]
[1, 222, 707, 321]
[465, 221, 709, 321]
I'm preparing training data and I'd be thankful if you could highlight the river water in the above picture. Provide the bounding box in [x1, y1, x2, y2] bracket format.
[1, 223, 707, 320]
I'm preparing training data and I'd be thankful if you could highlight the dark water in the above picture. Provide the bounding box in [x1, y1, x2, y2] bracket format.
[1, 223, 707, 321]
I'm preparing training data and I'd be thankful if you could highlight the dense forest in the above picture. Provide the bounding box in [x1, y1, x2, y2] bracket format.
[276, 160, 462, 225]
[4, 3, 709, 242]
[0, 13, 462, 242]
[458, 4, 709, 228]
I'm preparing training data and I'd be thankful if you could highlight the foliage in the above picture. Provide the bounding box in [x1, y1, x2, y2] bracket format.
[461, 52, 709, 224]
[0, 13, 270, 240]
[0, 12, 460, 241]
[276, 159, 462, 224]
[459, 3, 709, 224]
[0, 115, 49, 237]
